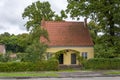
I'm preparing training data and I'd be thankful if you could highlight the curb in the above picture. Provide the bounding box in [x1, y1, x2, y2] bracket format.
[0, 75, 120, 79]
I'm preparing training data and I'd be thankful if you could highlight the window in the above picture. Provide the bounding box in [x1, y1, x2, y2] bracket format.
[82, 52, 88, 59]
[71, 53, 76, 64]
[46, 52, 52, 60]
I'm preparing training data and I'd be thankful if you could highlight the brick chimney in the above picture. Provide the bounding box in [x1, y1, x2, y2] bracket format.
[84, 18, 87, 27]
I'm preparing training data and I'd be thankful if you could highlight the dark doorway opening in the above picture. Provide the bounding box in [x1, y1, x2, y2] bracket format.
[58, 54, 63, 64]
[71, 53, 76, 64]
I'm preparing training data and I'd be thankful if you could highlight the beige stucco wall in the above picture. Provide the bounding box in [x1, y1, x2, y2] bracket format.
[46, 46, 94, 65]
[63, 51, 79, 65]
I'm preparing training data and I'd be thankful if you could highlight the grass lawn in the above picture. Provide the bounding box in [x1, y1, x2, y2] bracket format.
[58, 69, 79, 72]
[0, 72, 58, 77]
[105, 71, 120, 75]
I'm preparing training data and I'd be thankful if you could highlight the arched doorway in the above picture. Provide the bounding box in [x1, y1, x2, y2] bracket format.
[58, 53, 64, 64]
[55, 49, 80, 65]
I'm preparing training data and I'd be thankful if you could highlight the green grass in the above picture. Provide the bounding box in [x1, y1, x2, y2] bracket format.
[105, 71, 120, 75]
[0, 72, 58, 77]
[58, 69, 78, 72]
[58, 69, 93, 73]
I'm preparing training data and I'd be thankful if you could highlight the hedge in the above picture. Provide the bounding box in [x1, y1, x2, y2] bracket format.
[83, 58, 120, 70]
[0, 60, 58, 72]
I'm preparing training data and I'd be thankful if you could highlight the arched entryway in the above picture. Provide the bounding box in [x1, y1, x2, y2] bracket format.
[58, 53, 64, 64]
[55, 49, 80, 65]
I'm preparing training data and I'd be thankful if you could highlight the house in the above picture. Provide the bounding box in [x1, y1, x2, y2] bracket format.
[0, 44, 6, 55]
[41, 19, 94, 65]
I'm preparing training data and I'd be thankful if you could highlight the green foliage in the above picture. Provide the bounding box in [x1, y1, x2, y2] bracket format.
[22, 1, 66, 31]
[22, 1, 67, 62]
[66, 0, 120, 58]
[22, 1, 54, 30]
[0, 60, 58, 72]
[0, 72, 58, 77]
[77, 55, 86, 66]
[0, 1, 67, 62]
[0, 54, 9, 62]
[22, 1, 53, 61]
[55, 10, 68, 21]
[22, 27, 48, 62]
[83, 58, 120, 70]
[22, 42, 47, 62]
[17, 33, 31, 52]
[54, 50, 67, 60]
[88, 21, 102, 44]
[88, 21, 120, 58]
[94, 44, 117, 58]
[16, 52, 26, 61]
[0, 33, 30, 53]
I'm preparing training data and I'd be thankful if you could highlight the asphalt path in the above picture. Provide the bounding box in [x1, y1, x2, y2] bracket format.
[0, 77, 120, 80]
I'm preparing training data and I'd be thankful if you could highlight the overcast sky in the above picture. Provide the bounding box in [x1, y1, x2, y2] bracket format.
[0, 0, 69, 35]
[0, 0, 84, 35]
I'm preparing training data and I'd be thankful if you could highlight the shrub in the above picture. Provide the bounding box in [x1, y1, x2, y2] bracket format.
[83, 58, 120, 70]
[0, 54, 9, 62]
[0, 60, 58, 72]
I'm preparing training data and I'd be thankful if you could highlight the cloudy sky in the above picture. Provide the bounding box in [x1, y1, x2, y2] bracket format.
[0, 0, 84, 35]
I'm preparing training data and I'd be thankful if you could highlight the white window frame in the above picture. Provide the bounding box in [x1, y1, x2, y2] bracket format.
[46, 52, 52, 60]
[82, 52, 88, 59]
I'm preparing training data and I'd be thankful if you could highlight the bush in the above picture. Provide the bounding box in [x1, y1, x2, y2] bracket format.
[83, 58, 120, 70]
[0, 60, 58, 72]
[0, 54, 9, 62]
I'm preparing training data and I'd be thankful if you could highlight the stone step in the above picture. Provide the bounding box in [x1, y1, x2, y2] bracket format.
[58, 65, 82, 70]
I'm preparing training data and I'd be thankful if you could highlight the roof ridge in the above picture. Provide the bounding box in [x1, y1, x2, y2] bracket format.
[44, 20, 84, 23]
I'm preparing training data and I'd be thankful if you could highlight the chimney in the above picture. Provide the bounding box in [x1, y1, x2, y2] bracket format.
[84, 18, 87, 27]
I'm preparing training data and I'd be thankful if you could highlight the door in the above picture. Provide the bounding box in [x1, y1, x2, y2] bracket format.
[58, 54, 63, 64]
[71, 53, 76, 64]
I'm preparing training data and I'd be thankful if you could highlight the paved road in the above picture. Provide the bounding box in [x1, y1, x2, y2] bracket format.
[0, 77, 120, 80]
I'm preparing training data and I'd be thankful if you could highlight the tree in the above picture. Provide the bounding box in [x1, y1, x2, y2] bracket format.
[22, 41, 47, 62]
[22, 1, 66, 61]
[0, 32, 10, 44]
[22, 1, 55, 31]
[55, 10, 67, 21]
[22, 1, 67, 31]
[66, 0, 120, 58]
[0, 32, 30, 53]
[22, 1, 53, 61]
[17, 33, 30, 52]
[88, 21, 102, 44]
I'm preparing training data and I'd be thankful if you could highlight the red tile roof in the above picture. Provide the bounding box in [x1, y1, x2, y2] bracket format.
[40, 20, 94, 47]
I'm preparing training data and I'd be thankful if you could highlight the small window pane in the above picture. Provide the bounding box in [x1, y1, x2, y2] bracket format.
[82, 52, 88, 59]
[46, 52, 52, 60]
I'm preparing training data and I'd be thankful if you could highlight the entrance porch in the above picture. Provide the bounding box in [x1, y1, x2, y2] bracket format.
[57, 50, 79, 65]
[46, 47, 94, 65]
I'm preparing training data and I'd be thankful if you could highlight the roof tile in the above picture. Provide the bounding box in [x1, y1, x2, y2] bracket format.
[40, 21, 94, 47]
